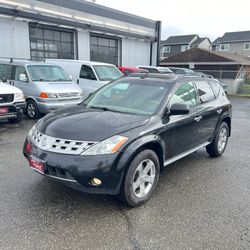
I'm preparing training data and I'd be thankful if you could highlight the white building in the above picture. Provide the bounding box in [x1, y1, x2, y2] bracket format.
[0, 0, 161, 66]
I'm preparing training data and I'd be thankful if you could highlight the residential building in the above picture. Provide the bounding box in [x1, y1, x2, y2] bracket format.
[160, 48, 250, 94]
[160, 34, 211, 59]
[0, 0, 161, 66]
[212, 31, 250, 56]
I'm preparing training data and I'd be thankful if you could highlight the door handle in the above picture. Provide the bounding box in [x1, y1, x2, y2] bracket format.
[217, 109, 222, 114]
[194, 116, 202, 122]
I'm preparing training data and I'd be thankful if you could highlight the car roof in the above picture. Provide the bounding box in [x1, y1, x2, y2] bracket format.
[0, 60, 57, 67]
[45, 59, 115, 66]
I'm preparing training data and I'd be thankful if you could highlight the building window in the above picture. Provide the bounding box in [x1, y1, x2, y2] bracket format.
[90, 34, 120, 65]
[181, 45, 189, 52]
[244, 43, 250, 50]
[163, 46, 171, 53]
[220, 44, 229, 51]
[29, 24, 75, 61]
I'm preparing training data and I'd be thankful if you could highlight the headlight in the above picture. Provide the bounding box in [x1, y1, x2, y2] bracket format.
[15, 93, 25, 101]
[81, 135, 128, 155]
[79, 91, 85, 97]
[40, 92, 57, 98]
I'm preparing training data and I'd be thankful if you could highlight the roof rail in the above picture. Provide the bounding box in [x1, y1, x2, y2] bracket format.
[126, 72, 177, 80]
[0, 57, 31, 63]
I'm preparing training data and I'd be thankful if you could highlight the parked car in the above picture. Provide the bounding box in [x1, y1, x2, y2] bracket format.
[168, 67, 197, 75]
[46, 59, 123, 96]
[23, 73, 232, 207]
[0, 79, 25, 123]
[118, 66, 148, 75]
[0, 60, 84, 119]
[138, 66, 173, 74]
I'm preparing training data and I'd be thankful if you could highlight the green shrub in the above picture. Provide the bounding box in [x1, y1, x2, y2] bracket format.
[238, 83, 250, 94]
[245, 77, 250, 85]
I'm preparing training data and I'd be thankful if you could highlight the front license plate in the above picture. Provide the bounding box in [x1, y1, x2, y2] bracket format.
[29, 157, 46, 174]
[0, 107, 8, 114]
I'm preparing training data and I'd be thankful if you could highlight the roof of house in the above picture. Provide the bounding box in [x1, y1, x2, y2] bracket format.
[162, 34, 198, 45]
[191, 37, 210, 46]
[212, 37, 222, 45]
[160, 48, 250, 66]
[219, 31, 250, 43]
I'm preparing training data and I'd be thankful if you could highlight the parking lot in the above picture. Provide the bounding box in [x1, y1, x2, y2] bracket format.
[0, 97, 249, 250]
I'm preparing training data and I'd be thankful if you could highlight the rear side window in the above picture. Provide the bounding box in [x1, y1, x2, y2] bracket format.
[141, 67, 158, 73]
[208, 80, 220, 97]
[169, 82, 197, 108]
[0, 64, 14, 80]
[195, 81, 215, 103]
[79, 65, 97, 80]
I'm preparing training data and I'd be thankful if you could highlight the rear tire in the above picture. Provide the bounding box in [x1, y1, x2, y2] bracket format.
[26, 100, 40, 119]
[119, 149, 160, 207]
[206, 122, 229, 157]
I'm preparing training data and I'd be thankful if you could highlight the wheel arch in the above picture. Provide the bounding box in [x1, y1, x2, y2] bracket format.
[222, 116, 231, 136]
[118, 135, 165, 174]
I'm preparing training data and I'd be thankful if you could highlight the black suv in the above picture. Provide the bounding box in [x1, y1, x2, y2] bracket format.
[23, 73, 232, 207]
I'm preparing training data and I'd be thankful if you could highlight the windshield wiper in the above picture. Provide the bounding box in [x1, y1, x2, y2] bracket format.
[89, 106, 110, 111]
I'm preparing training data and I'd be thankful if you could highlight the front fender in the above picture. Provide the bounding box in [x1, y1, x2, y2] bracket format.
[117, 134, 165, 173]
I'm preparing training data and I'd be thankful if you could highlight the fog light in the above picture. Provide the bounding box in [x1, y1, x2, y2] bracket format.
[90, 178, 102, 186]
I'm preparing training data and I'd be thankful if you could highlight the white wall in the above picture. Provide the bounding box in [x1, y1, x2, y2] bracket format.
[77, 30, 90, 60]
[199, 39, 212, 50]
[0, 19, 30, 59]
[122, 39, 151, 67]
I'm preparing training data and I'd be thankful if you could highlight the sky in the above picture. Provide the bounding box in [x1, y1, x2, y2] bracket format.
[89, 0, 250, 42]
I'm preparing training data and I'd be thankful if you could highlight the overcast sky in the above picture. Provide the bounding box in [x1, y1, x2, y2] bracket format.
[91, 0, 250, 41]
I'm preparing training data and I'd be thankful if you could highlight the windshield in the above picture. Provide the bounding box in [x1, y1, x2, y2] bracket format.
[27, 65, 71, 82]
[84, 79, 170, 115]
[93, 65, 123, 81]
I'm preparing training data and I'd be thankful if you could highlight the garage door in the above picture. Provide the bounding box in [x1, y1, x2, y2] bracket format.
[90, 34, 120, 65]
[29, 24, 75, 61]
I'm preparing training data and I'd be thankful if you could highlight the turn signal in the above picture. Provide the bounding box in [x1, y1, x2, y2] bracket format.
[40, 92, 48, 98]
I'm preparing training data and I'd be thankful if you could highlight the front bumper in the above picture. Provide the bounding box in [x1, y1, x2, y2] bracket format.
[0, 102, 25, 120]
[36, 98, 83, 114]
[23, 138, 124, 195]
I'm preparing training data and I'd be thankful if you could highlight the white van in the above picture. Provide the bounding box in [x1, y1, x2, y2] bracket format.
[0, 60, 84, 119]
[46, 59, 123, 96]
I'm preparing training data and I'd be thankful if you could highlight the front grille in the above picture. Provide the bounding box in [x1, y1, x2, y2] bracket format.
[57, 92, 79, 98]
[0, 94, 14, 104]
[30, 128, 97, 155]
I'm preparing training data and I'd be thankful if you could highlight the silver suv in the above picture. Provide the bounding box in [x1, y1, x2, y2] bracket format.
[0, 60, 84, 119]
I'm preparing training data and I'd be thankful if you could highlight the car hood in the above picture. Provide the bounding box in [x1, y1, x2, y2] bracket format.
[36, 105, 149, 141]
[0, 83, 23, 94]
[35, 81, 82, 93]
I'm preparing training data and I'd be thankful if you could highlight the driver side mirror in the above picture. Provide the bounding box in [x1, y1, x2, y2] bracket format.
[19, 74, 28, 82]
[170, 103, 190, 115]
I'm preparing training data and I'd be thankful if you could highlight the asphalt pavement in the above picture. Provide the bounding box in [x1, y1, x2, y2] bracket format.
[0, 97, 249, 250]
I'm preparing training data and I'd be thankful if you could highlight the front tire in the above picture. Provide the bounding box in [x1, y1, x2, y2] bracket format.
[119, 149, 160, 207]
[26, 100, 40, 119]
[206, 122, 229, 157]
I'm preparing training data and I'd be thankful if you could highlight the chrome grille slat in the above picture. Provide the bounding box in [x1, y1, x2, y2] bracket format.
[30, 128, 97, 155]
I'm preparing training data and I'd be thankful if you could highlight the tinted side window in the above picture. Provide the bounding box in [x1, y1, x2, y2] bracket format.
[195, 81, 215, 103]
[0, 64, 14, 80]
[208, 80, 220, 97]
[15, 66, 27, 80]
[79, 65, 97, 80]
[169, 82, 197, 108]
